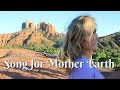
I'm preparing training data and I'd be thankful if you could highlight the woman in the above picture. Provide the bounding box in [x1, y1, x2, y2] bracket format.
[59, 15, 105, 79]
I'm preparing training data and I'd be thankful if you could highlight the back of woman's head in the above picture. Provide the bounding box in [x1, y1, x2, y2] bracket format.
[59, 15, 96, 62]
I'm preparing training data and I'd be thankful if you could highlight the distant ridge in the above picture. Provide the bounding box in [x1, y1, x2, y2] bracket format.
[98, 31, 120, 49]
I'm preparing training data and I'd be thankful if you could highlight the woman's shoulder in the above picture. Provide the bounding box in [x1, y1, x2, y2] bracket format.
[68, 55, 105, 79]
[68, 56, 94, 79]
[75, 55, 89, 63]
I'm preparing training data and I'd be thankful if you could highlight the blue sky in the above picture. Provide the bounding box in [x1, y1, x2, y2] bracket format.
[0, 11, 120, 37]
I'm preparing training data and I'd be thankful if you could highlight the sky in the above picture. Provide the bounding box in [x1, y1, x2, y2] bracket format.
[0, 11, 120, 37]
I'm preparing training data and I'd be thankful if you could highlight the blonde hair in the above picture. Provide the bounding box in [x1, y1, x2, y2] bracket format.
[59, 15, 96, 73]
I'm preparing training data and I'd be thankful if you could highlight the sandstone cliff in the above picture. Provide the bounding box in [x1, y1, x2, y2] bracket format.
[0, 29, 55, 48]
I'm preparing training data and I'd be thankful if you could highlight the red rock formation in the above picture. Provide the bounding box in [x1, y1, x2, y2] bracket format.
[22, 20, 62, 36]
[22, 20, 34, 30]
[29, 22, 34, 30]
[0, 20, 63, 47]
[0, 29, 55, 47]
